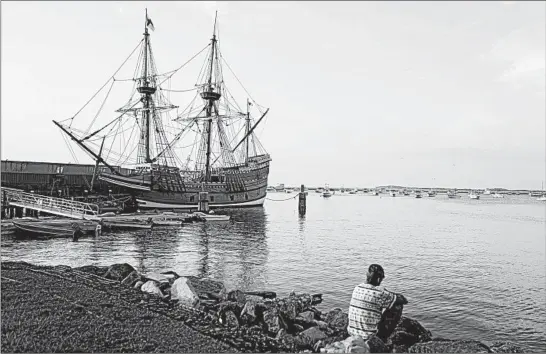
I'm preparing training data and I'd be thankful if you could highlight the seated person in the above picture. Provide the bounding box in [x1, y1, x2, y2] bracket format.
[348, 264, 408, 341]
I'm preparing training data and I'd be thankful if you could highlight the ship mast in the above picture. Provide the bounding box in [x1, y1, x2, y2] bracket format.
[201, 11, 220, 181]
[245, 98, 250, 165]
[138, 8, 156, 164]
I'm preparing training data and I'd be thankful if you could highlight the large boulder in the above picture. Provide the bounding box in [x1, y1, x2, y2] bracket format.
[263, 307, 282, 335]
[227, 289, 247, 304]
[187, 276, 226, 299]
[366, 334, 389, 353]
[325, 308, 349, 333]
[217, 301, 244, 322]
[279, 299, 298, 322]
[121, 270, 141, 287]
[321, 336, 371, 353]
[170, 277, 200, 307]
[134, 280, 144, 290]
[300, 311, 316, 322]
[74, 265, 109, 277]
[299, 327, 328, 348]
[387, 317, 432, 348]
[222, 310, 240, 329]
[102, 263, 136, 282]
[140, 280, 164, 298]
[408, 339, 492, 353]
[240, 299, 258, 325]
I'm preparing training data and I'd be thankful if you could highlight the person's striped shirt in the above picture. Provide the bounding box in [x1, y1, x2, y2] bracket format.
[347, 283, 397, 339]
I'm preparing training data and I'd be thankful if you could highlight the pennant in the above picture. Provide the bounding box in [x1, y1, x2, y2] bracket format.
[146, 17, 155, 31]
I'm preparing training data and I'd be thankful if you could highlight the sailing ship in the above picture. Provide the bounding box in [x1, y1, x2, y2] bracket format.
[54, 11, 271, 210]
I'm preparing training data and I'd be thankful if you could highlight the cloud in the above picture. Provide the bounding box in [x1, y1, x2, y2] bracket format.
[490, 25, 546, 94]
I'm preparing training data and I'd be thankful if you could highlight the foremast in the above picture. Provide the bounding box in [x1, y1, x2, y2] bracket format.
[201, 12, 221, 182]
[138, 9, 157, 165]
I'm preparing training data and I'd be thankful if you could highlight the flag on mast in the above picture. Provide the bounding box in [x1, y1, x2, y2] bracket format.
[146, 16, 155, 31]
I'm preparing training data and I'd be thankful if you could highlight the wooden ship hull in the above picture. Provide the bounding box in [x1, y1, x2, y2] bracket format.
[53, 12, 272, 207]
[100, 155, 270, 209]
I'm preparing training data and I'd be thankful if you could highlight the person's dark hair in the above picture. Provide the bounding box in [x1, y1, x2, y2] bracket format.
[366, 264, 385, 285]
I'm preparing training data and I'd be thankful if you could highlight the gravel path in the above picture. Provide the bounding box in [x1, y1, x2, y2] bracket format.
[1, 261, 236, 353]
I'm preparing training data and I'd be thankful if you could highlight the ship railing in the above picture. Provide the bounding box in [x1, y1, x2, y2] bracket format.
[2, 187, 100, 218]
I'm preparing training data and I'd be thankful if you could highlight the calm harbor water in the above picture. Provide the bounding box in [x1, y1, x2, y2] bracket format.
[2, 193, 545, 351]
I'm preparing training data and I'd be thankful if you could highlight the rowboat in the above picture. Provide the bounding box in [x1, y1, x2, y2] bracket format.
[12, 219, 99, 238]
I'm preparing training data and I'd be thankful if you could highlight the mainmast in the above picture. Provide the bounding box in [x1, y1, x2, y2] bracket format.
[201, 11, 221, 181]
[138, 8, 156, 164]
[245, 99, 251, 165]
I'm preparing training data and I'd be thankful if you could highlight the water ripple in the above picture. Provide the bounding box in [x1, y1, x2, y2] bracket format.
[1, 195, 545, 351]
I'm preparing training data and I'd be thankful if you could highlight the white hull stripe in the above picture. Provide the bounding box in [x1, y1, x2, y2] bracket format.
[136, 196, 266, 209]
[101, 174, 151, 185]
[100, 176, 151, 191]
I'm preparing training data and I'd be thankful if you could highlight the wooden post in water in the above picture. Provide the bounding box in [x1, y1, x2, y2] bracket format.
[198, 192, 210, 213]
[1, 190, 6, 219]
[298, 184, 306, 216]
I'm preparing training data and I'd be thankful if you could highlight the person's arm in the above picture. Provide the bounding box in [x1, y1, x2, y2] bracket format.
[382, 289, 408, 310]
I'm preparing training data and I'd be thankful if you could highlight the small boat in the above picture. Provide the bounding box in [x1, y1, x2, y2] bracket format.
[389, 191, 396, 197]
[349, 189, 357, 194]
[152, 220, 183, 227]
[468, 191, 480, 200]
[322, 190, 332, 198]
[266, 186, 276, 192]
[322, 185, 333, 198]
[373, 190, 379, 196]
[415, 191, 422, 199]
[492, 193, 504, 199]
[402, 190, 410, 196]
[447, 190, 458, 199]
[483, 188, 492, 195]
[12, 219, 99, 237]
[426, 190, 436, 197]
[193, 211, 230, 222]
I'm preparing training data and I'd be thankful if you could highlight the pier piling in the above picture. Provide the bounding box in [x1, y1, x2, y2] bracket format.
[198, 192, 210, 213]
[298, 184, 307, 216]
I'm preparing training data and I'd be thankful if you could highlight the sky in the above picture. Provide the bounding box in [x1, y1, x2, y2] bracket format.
[1, 1, 545, 189]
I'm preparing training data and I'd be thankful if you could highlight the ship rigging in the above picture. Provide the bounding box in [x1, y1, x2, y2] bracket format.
[53, 10, 272, 209]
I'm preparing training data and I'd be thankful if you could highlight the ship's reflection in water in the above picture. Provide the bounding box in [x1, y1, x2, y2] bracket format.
[132, 208, 270, 291]
[1, 209, 270, 292]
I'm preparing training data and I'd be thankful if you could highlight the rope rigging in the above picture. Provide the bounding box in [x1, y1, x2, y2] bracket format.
[61, 38, 144, 127]
[265, 193, 301, 202]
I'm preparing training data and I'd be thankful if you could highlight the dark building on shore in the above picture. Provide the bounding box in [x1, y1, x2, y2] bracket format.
[1, 160, 132, 197]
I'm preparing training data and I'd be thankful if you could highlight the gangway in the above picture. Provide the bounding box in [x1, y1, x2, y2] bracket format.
[1, 187, 100, 220]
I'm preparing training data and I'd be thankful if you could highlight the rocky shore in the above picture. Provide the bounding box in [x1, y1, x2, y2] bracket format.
[1, 261, 526, 353]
